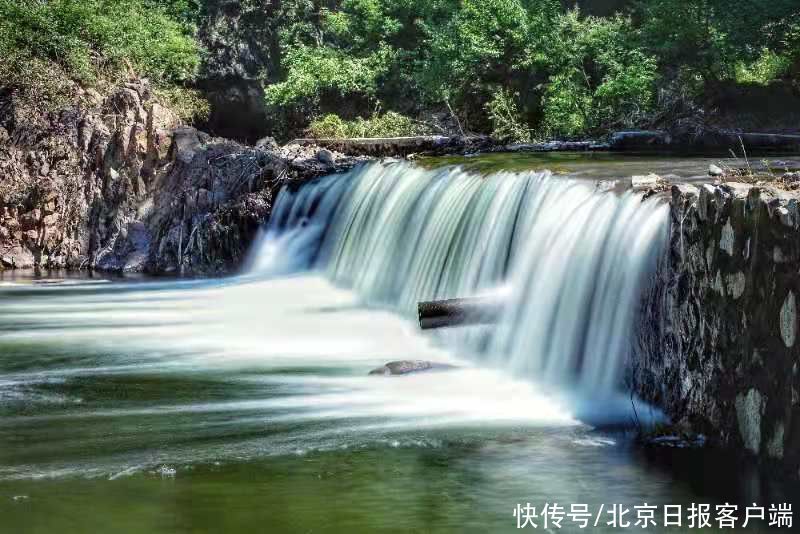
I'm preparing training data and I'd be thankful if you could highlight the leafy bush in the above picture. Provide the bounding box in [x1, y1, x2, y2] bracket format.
[485, 90, 531, 143]
[0, 0, 200, 105]
[735, 49, 793, 85]
[308, 112, 430, 138]
[265, 45, 394, 107]
[538, 11, 658, 137]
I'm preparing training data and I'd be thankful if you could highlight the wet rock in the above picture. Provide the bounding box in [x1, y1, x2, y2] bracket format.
[645, 434, 706, 449]
[316, 148, 335, 166]
[709, 164, 725, 177]
[779, 291, 796, 348]
[735, 389, 763, 455]
[368, 360, 457, 376]
[719, 218, 735, 255]
[725, 272, 746, 300]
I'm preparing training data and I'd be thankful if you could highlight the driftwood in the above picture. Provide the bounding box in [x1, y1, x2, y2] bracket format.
[417, 296, 504, 330]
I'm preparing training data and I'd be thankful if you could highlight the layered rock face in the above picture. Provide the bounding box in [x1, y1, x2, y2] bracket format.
[0, 81, 359, 274]
[0, 81, 178, 270]
[635, 182, 800, 475]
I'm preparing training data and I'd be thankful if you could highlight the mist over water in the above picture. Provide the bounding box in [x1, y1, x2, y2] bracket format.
[254, 162, 669, 400]
[0, 161, 673, 483]
[3, 162, 795, 533]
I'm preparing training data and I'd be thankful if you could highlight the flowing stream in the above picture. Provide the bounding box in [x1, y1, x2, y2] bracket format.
[0, 160, 794, 532]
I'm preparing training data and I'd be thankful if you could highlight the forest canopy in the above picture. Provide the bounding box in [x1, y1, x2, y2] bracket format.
[0, 0, 798, 140]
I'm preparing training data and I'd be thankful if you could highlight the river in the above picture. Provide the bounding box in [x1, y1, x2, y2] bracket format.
[1, 155, 797, 532]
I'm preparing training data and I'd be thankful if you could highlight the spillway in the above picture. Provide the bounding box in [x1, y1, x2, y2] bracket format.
[251, 162, 670, 396]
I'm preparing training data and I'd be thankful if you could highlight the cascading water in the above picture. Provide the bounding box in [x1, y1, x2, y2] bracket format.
[251, 161, 669, 400]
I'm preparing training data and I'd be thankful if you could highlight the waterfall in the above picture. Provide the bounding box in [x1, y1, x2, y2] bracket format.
[249, 162, 669, 397]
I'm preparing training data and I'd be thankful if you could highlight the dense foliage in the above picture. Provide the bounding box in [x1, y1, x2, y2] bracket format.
[0, 0, 201, 117]
[266, 0, 798, 139]
[308, 111, 432, 138]
[0, 0, 797, 138]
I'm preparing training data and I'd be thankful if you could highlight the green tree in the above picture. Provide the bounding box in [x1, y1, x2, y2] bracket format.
[538, 10, 658, 137]
[636, 0, 799, 83]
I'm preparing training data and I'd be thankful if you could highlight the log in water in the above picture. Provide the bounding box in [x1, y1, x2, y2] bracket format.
[417, 296, 504, 329]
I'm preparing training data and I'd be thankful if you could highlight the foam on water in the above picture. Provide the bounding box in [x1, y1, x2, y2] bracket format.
[253, 162, 669, 398]
[0, 161, 670, 479]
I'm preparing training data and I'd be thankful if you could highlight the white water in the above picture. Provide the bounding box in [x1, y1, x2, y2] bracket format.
[0, 161, 670, 481]
[252, 162, 669, 400]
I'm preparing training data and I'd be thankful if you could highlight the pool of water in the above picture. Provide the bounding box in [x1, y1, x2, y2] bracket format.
[418, 152, 800, 180]
[0, 274, 797, 532]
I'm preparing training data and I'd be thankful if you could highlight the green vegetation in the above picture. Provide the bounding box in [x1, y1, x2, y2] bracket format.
[308, 112, 431, 138]
[0, 0, 202, 117]
[0, 0, 797, 139]
[266, 0, 799, 139]
[485, 90, 531, 143]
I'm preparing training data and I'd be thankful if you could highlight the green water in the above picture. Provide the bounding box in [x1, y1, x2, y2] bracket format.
[0, 273, 796, 532]
[418, 152, 800, 180]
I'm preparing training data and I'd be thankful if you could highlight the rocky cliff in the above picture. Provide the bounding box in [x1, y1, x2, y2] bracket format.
[196, 0, 278, 142]
[635, 181, 800, 475]
[0, 80, 360, 274]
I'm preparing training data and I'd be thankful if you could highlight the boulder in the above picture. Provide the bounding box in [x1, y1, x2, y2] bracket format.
[368, 360, 457, 376]
[316, 148, 335, 166]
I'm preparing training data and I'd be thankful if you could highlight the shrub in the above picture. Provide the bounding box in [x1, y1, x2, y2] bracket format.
[485, 90, 531, 143]
[735, 49, 793, 85]
[308, 112, 430, 138]
[265, 45, 394, 107]
[0, 0, 200, 93]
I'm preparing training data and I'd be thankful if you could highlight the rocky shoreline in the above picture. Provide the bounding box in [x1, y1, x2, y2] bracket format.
[3, 75, 799, 275]
[0, 81, 365, 274]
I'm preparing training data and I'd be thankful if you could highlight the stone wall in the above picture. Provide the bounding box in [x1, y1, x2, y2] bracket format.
[635, 181, 800, 475]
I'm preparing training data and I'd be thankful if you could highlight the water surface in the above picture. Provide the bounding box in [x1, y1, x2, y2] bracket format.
[2, 160, 798, 532]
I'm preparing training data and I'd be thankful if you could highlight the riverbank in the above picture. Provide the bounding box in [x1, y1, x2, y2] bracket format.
[0, 79, 367, 274]
[3, 80, 797, 277]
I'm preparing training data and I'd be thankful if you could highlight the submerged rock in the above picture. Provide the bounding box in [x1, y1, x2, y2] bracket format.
[645, 434, 707, 449]
[368, 360, 457, 376]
